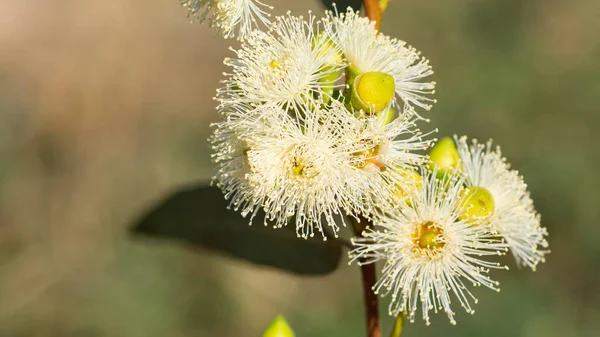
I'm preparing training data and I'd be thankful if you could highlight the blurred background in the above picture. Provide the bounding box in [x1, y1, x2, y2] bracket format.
[0, 0, 598, 336]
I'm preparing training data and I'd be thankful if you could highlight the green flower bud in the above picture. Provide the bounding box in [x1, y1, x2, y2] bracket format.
[312, 32, 343, 65]
[377, 106, 397, 126]
[428, 137, 462, 175]
[351, 72, 396, 113]
[394, 168, 422, 200]
[263, 315, 295, 337]
[319, 67, 339, 104]
[459, 186, 495, 221]
[311, 32, 342, 105]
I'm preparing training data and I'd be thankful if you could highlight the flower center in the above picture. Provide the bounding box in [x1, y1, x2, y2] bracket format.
[353, 142, 386, 171]
[292, 161, 306, 176]
[242, 147, 252, 172]
[290, 151, 317, 179]
[269, 59, 283, 70]
[411, 221, 445, 256]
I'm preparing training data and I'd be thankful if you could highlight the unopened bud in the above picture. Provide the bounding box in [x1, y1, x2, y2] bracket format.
[378, 106, 397, 126]
[459, 186, 495, 221]
[263, 315, 295, 337]
[428, 137, 461, 174]
[312, 32, 342, 104]
[312, 32, 343, 65]
[351, 72, 396, 113]
[394, 168, 422, 200]
[319, 67, 339, 104]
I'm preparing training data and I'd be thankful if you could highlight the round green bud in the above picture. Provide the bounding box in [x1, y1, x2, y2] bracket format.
[351, 72, 396, 113]
[428, 137, 462, 174]
[263, 315, 295, 337]
[459, 186, 495, 221]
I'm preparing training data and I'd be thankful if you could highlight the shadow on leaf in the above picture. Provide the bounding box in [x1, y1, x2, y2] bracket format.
[131, 185, 342, 275]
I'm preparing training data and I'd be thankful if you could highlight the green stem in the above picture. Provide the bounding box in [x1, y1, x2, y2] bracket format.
[390, 313, 405, 337]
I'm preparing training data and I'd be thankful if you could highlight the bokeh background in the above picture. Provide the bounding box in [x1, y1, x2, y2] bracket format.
[1, 0, 598, 336]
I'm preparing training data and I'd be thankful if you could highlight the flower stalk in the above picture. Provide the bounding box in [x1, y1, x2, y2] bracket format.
[354, 218, 382, 337]
[363, 0, 383, 30]
[360, 261, 382, 337]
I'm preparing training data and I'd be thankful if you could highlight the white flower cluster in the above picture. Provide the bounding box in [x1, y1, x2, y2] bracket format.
[212, 9, 435, 239]
[184, 3, 549, 327]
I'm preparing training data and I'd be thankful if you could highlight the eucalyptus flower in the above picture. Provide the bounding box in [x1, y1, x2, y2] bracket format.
[454, 136, 549, 270]
[351, 170, 508, 325]
[217, 11, 344, 111]
[181, 0, 272, 40]
[327, 7, 436, 113]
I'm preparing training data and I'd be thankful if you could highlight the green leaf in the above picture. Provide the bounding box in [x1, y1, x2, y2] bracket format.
[320, 0, 362, 12]
[131, 185, 342, 275]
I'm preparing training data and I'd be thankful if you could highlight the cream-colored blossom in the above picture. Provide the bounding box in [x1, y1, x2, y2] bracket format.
[217, 11, 344, 111]
[327, 8, 436, 112]
[455, 136, 549, 270]
[351, 170, 508, 325]
[181, 0, 272, 40]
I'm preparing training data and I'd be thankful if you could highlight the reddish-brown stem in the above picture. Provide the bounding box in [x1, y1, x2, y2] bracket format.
[359, 260, 382, 337]
[353, 216, 382, 337]
[363, 0, 382, 31]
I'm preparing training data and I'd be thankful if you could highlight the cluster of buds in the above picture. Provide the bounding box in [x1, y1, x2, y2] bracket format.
[181, 1, 549, 326]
